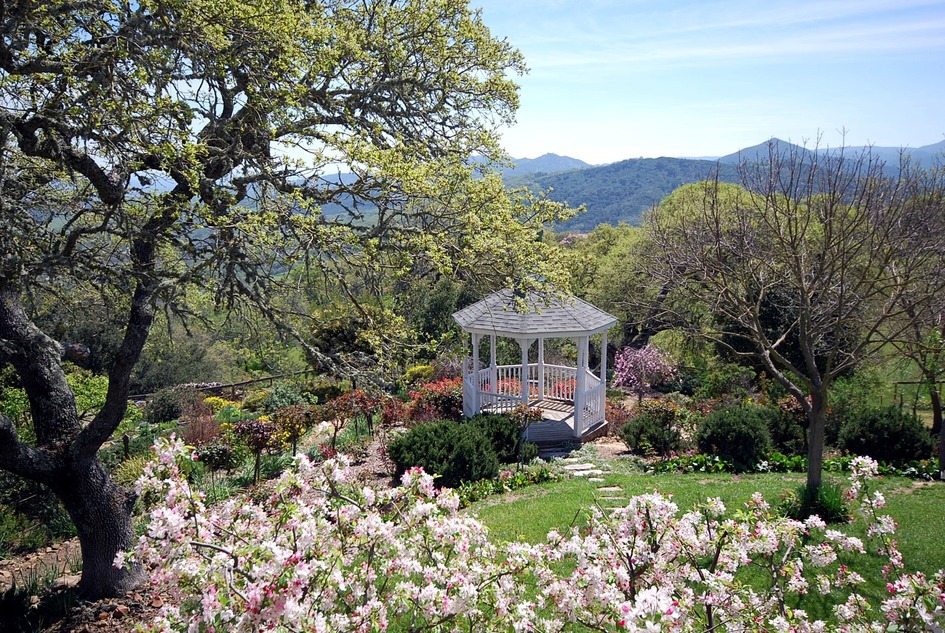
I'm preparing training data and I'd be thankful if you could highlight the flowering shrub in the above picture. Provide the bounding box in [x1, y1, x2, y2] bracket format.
[273, 404, 319, 455]
[203, 396, 241, 414]
[548, 377, 576, 400]
[380, 396, 409, 427]
[509, 403, 543, 425]
[128, 440, 945, 632]
[485, 376, 527, 397]
[407, 377, 463, 422]
[613, 344, 679, 401]
[127, 437, 540, 632]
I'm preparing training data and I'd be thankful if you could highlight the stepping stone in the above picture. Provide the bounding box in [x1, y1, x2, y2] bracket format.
[558, 457, 586, 464]
[598, 496, 624, 501]
[596, 486, 623, 493]
[572, 469, 605, 477]
[588, 477, 606, 482]
[562, 463, 597, 471]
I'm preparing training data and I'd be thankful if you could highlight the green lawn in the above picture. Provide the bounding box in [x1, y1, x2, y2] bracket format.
[470, 459, 945, 623]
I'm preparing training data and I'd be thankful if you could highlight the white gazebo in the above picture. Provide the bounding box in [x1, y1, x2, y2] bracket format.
[452, 289, 617, 443]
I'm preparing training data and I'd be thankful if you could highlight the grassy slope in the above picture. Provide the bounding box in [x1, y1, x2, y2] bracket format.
[471, 462, 945, 622]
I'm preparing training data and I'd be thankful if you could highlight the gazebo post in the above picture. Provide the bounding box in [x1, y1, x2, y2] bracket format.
[537, 338, 546, 400]
[574, 335, 588, 437]
[518, 338, 530, 406]
[472, 333, 481, 413]
[489, 334, 497, 397]
[600, 330, 608, 386]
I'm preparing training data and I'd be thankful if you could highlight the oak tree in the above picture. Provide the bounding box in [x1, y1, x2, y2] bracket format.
[0, 0, 569, 597]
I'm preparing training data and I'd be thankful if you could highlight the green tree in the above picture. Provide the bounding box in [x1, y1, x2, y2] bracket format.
[641, 142, 945, 497]
[0, 0, 570, 598]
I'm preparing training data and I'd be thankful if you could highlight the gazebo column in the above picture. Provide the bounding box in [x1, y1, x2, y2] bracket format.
[471, 333, 481, 413]
[537, 338, 546, 400]
[489, 334, 498, 404]
[518, 338, 531, 406]
[574, 335, 588, 437]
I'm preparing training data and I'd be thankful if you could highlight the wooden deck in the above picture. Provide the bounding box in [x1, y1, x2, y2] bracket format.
[520, 399, 608, 447]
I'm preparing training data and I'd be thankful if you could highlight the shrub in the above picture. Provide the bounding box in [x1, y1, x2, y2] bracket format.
[838, 406, 934, 463]
[180, 399, 221, 448]
[387, 420, 499, 488]
[241, 389, 271, 412]
[780, 480, 851, 524]
[304, 376, 350, 403]
[402, 364, 434, 385]
[196, 439, 242, 473]
[260, 382, 311, 413]
[145, 386, 193, 424]
[380, 397, 409, 427]
[407, 377, 463, 422]
[604, 400, 632, 436]
[696, 404, 772, 470]
[693, 363, 756, 401]
[771, 397, 808, 454]
[469, 414, 524, 464]
[618, 399, 687, 458]
[233, 417, 282, 482]
[273, 404, 319, 455]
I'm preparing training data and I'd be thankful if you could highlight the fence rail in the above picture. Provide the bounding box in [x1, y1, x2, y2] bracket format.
[129, 369, 317, 401]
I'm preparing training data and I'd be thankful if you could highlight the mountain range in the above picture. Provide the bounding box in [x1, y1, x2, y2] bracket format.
[506, 139, 945, 231]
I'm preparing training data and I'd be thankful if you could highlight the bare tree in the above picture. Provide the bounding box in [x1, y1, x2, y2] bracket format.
[643, 141, 945, 496]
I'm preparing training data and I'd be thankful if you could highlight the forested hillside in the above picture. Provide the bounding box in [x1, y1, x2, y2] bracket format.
[511, 157, 740, 230]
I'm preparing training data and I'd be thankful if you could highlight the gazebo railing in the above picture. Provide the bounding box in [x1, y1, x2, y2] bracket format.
[463, 364, 605, 432]
[582, 369, 605, 430]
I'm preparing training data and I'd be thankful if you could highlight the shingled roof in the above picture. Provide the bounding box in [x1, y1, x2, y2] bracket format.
[452, 288, 617, 338]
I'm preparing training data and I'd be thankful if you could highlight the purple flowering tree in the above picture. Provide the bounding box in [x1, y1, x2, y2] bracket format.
[613, 344, 678, 402]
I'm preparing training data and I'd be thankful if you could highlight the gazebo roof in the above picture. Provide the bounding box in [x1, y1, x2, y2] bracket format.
[452, 288, 617, 338]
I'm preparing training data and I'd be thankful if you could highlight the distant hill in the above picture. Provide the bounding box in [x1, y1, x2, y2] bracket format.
[505, 153, 592, 177]
[528, 139, 944, 231]
[511, 158, 739, 231]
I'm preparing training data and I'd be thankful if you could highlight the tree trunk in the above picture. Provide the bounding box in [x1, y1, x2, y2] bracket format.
[932, 387, 942, 436]
[933, 388, 945, 478]
[805, 393, 827, 498]
[52, 456, 143, 598]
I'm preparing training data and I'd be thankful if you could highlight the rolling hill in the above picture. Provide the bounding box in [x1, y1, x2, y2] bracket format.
[518, 139, 944, 231]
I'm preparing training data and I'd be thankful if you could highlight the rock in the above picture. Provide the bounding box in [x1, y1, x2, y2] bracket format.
[561, 462, 597, 471]
[572, 469, 604, 477]
[52, 574, 81, 590]
[596, 486, 623, 493]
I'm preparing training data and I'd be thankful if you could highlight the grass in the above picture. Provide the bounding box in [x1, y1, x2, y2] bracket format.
[470, 454, 945, 624]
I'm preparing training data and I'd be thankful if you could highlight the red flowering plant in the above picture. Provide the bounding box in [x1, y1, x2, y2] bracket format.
[407, 377, 463, 422]
[322, 389, 383, 448]
[549, 377, 576, 400]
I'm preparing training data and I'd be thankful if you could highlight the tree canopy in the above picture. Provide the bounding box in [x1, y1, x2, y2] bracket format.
[639, 143, 945, 494]
[0, 0, 572, 597]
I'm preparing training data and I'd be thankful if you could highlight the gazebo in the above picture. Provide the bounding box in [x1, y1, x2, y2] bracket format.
[451, 289, 617, 443]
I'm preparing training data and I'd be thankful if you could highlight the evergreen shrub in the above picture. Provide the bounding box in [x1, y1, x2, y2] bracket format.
[838, 406, 934, 463]
[696, 404, 772, 470]
[387, 420, 499, 488]
[618, 399, 687, 457]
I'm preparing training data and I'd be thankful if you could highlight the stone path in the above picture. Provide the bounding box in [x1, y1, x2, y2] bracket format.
[554, 456, 633, 512]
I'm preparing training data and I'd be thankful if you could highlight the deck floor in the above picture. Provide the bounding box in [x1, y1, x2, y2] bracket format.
[524, 399, 580, 446]
[481, 398, 606, 446]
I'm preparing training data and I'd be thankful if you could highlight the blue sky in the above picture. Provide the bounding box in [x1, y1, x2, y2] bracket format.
[475, 0, 945, 164]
